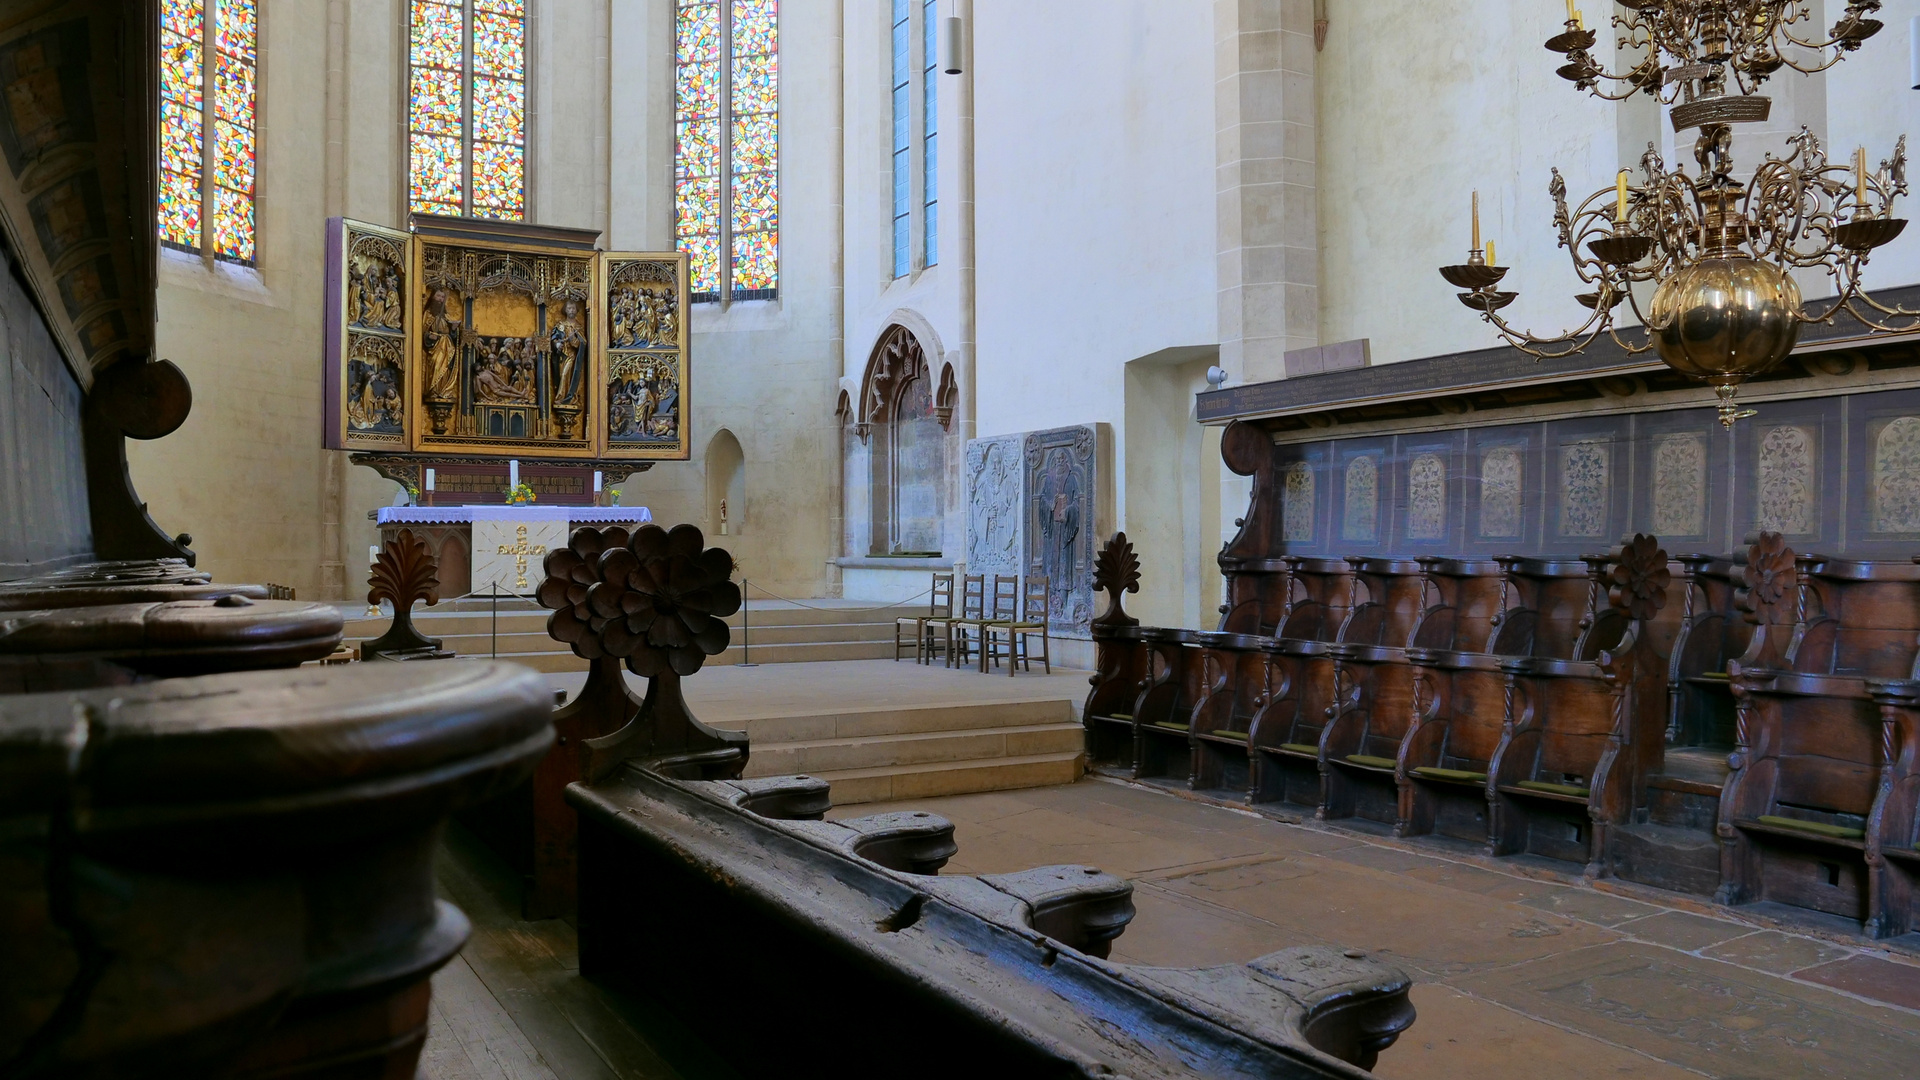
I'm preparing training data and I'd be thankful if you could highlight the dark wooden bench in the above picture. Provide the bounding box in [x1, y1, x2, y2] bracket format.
[0, 558, 269, 611]
[1188, 630, 1273, 792]
[1130, 627, 1206, 782]
[1247, 558, 1353, 811]
[1397, 558, 1513, 841]
[1867, 679, 1920, 938]
[1320, 558, 1427, 826]
[0, 595, 345, 692]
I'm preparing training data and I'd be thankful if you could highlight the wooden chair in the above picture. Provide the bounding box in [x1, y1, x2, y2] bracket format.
[896, 572, 955, 663]
[1320, 558, 1428, 826]
[942, 574, 986, 668]
[957, 574, 1018, 672]
[987, 575, 1053, 676]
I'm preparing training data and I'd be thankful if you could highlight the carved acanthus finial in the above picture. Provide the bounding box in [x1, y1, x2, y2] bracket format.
[1736, 531, 1796, 627]
[1091, 532, 1142, 629]
[1606, 533, 1670, 622]
[363, 528, 446, 657]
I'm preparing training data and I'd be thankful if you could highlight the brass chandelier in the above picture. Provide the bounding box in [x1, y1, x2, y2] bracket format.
[1440, 0, 1911, 426]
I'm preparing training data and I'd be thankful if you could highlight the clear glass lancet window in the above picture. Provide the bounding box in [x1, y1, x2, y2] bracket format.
[408, 0, 526, 221]
[677, 0, 779, 303]
[891, 0, 910, 279]
[922, 0, 937, 268]
[159, 0, 257, 265]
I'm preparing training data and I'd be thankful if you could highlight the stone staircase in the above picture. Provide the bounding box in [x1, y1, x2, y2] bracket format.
[339, 597, 904, 672]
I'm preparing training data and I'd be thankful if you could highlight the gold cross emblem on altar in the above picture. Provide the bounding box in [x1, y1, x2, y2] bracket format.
[496, 523, 549, 592]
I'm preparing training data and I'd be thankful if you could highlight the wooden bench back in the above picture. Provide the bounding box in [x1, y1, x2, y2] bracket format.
[1275, 557, 1352, 643]
[1339, 558, 1427, 649]
[1408, 559, 1508, 653]
[1791, 558, 1920, 678]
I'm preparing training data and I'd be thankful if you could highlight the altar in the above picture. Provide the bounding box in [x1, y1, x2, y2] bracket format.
[375, 505, 653, 598]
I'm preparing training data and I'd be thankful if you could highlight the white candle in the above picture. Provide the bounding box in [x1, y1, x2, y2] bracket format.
[593, 470, 603, 492]
[509, 459, 519, 487]
[370, 545, 380, 565]
[424, 468, 436, 491]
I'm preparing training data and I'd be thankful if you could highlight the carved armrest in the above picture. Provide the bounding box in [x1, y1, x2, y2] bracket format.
[979, 866, 1136, 959]
[0, 597, 345, 690]
[713, 774, 833, 820]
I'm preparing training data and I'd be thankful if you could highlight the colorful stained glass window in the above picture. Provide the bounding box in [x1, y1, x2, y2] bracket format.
[157, 0, 255, 264]
[676, 0, 777, 301]
[408, 0, 525, 220]
[922, 0, 937, 268]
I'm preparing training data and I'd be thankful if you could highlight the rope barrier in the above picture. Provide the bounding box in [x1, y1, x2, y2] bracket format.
[739, 579, 933, 613]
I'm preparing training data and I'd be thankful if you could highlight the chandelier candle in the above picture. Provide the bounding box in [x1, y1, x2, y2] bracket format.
[1617, 170, 1630, 222]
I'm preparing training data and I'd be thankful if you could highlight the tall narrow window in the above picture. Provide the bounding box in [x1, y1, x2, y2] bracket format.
[408, 0, 526, 221]
[158, 0, 257, 265]
[922, 0, 937, 268]
[890, 0, 910, 279]
[677, 1, 779, 303]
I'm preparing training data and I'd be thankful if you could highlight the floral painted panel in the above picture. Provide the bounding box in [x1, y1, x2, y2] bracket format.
[1283, 462, 1315, 542]
[1650, 433, 1708, 537]
[1558, 438, 1611, 537]
[1872, 416, 1920, 534]
[1757, 424, 1816, 535]
[1343, 455, 1378, 541]
[1407, 453, 1447, 540]
[1479, 446, 1523, 539]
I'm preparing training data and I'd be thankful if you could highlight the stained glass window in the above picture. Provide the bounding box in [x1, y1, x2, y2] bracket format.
[891, 0, 909, 279]
[922, 0, 937, 268]
[157, 0, 256, 264]
[409, 0, 525, 220]
[676, 0, 777, 302]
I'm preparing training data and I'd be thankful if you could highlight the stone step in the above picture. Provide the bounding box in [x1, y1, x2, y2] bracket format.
[391, 620, 898, 656]
[803, 751, 1086, 806]
[435, 639, 898, 672]
[742, 722, 1085, 777]
[344, 606, 921, 639]
[705, 699, 1076, 744]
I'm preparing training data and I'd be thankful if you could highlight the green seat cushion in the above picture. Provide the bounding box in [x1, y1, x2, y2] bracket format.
[1757, 814, 1865, 840]
[1153, 721, 1190, 732]
[1109, 713, 1133, 720]
[1516, 780, 1591, 799]
[1413, 766, 1487, 784]
[1209, 729, 1249, 742]
[1279, 742, 1319, 756]
[1346, 754, 1397, 770]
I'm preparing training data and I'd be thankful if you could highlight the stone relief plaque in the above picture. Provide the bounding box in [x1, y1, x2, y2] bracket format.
[325, 218, 413, 451]
[1558, 438, 1612, 538]
[1870, 416, 1920, 534]
[1024, 426, 1098, 633]
[602, 253, 691, 459]
[1342, 455, 1378, 542]
[965, 434, 1023, 576]
[1478, 446, 1523, 539]
[1651, 433, 1708, 537]
[1758, 424, 1816, 535]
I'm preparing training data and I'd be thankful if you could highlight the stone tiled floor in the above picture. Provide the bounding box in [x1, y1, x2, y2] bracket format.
[841, 777, 1920, 1080]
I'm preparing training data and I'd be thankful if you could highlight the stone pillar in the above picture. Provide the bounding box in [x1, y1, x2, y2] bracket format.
[1214, 0, 1319, 384]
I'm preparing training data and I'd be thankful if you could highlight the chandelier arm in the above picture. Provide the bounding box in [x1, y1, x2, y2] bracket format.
[1478, 303, 1614, 360]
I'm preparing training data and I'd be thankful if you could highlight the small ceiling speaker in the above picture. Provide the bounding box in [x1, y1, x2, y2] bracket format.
[942, 16, 963, 75]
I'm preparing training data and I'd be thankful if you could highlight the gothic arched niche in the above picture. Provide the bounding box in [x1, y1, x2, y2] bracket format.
[707, 428, 746, 536]
[853, 325, 950, 555]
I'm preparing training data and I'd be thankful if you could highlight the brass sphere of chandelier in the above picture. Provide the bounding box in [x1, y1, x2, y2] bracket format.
[1439, 0, 1912, 427]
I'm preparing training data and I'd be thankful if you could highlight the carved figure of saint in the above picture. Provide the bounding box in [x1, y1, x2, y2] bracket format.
[423, 289, 461, 403]
[384, 269, 404, 329]
[549, 299, 587, 406]
[475, 341, 534, 405]
[1035, 451, 1081, 619]
[654, 289, 678, 344]
[347, 262, 365, 326]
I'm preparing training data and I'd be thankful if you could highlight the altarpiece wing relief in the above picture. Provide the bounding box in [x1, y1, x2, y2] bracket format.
[323, 218, 690, 460]
[603, 256, 689, 456]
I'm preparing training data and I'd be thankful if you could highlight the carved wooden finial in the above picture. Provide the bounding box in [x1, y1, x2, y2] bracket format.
[362, 528, 446, 658]
[1605, 533, 1670, 622]
[1091, 532, 1142, 629]
[1736, 530, 1796, 627]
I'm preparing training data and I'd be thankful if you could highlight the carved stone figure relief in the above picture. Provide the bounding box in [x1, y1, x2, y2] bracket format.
[1871, 416, 1920, 533]
[1558, 438, 1611, 537]
[1025, 426, 1098, 632]
[965, 435, 1023, 576]
[1342, 455, 1378, 542]
[1651, 433, 1708, 537]
[1478, 446, 1523, 539]
[1406, 453, 1446, 540]
[1282, 462, 1315, 542]
[1758, 424, 1816, 535]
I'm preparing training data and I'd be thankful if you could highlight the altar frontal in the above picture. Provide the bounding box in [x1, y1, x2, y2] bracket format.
[323, 216, 691, 461]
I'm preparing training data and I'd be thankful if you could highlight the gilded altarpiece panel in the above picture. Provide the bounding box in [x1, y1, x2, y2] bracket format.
[410, 235, 598, 457]
[601, 254, 691, 459]
[325, 219, 413, 451]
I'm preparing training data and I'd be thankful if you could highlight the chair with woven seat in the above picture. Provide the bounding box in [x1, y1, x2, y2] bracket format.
[985, 575, 1052, 676]
[955, 574, 1017, 672]
[895, 572, 955, 664]
[940, 574, 986, 668]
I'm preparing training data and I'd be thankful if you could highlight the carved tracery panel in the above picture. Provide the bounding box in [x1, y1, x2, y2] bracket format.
[854, 324, 954, 555]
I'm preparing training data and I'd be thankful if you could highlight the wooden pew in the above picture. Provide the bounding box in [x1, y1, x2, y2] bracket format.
[1247, 558, 1353, 811]
[1130, 627, 1206, 783]
[1188, 630, 1272, 792]
[1662, 554, 1748, 749]
[1486, 536, 1671, 877]
[1867, 679, 1920, 938]
[1718, 540, 1920, 928]
[1084, 534, 1148, 772]
[1320, 558, 1427, 826]
[1398, 558, 1513, 842]
[0, 596, 346, 692]
[0, 558, 269, 611]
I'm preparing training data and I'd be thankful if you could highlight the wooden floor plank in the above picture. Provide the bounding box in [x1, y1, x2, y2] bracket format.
[420, 956, 561, 1080]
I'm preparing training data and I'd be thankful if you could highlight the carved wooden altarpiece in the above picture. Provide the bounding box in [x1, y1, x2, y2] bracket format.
[323, 216, 690, 462]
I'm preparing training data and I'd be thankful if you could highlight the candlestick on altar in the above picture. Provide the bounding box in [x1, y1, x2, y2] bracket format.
[509, 459, 520, 488]
[424, 468, 436, 492]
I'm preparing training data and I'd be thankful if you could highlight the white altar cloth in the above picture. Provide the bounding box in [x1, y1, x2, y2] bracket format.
[377, 505, 652, 525]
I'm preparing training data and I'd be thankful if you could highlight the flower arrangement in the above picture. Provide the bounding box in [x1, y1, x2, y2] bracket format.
[505, 482, 537, 506]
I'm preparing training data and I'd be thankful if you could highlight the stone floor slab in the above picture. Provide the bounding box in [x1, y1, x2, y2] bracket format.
[1371, 985, 1702, 1080]
[1617, 910, 1757, 953]
[1793, 954, 1920, 1012]
[1520, 886, 1668, 927]
[1701, 931, 1855, 976]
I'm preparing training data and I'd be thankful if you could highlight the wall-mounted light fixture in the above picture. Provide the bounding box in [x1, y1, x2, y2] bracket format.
[941, 12, 963, 75]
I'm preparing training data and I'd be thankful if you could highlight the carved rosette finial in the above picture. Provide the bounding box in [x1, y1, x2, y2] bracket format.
[1736, 530, 1796, 627]
[1605, 533, 1670, 622]
[588, 523, 741, 678]
[1091, 532, 1142, 629]
[537, 526, 633, 659]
